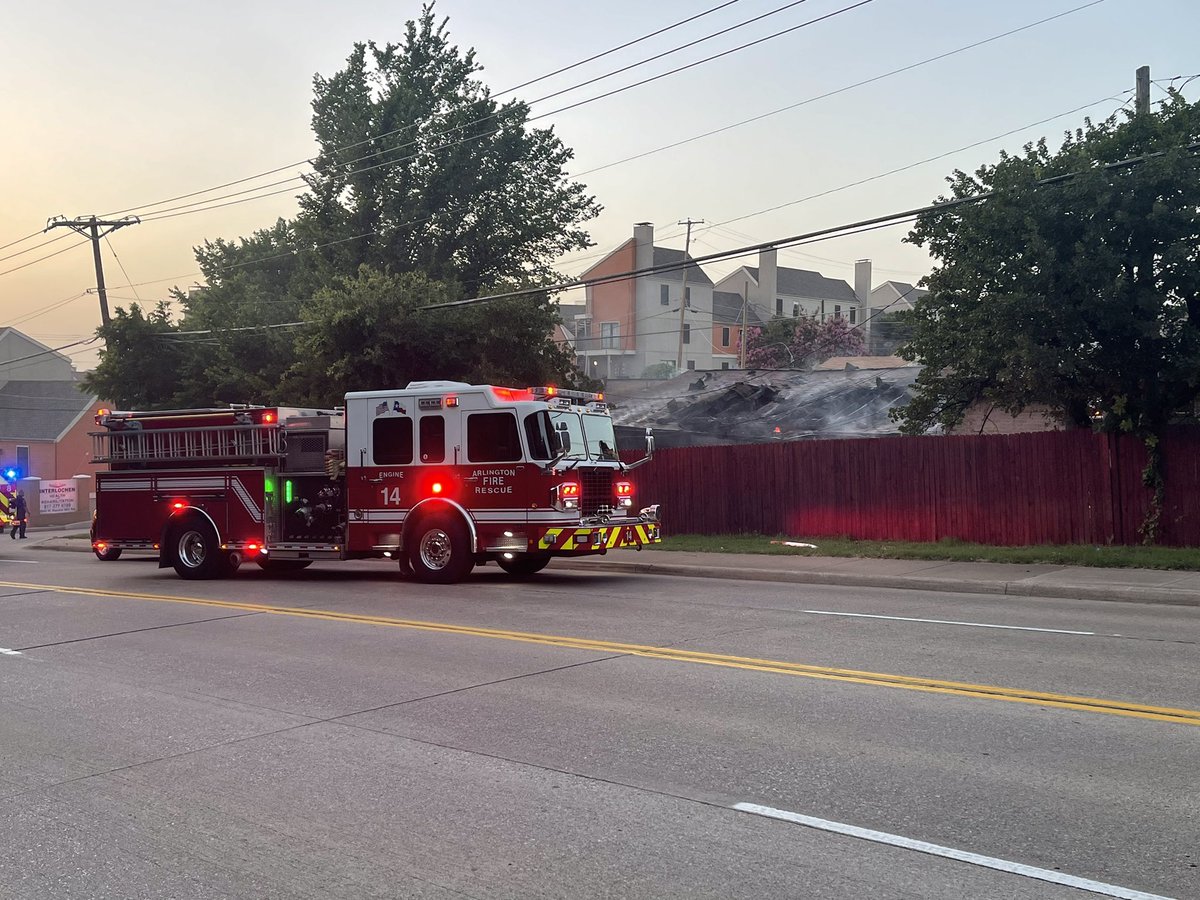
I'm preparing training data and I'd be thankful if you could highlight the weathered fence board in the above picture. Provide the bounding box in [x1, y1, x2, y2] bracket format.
[628, 428, 1198, 546]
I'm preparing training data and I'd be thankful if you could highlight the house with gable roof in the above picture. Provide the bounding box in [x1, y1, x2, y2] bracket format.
[573, 223, 717, 378]
[714, 249, 863, 328]
[0, 328, 110, 517]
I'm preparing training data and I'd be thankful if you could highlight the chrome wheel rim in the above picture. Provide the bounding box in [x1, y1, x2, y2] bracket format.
[178, 530, 207, 568]
[418, 528, 453, 571]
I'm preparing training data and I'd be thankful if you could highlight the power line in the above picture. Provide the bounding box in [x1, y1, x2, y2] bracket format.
[570, 0, 1109, 180]
[131, 1, 870, 225]
[0, 337, 98, 368]
[0, 229, 46, 253]
[99, 0, 749, 219]
[424, 137, 1199, 312]
[104, 235, 142, 303]
[0, 239, 90, 278]
[101, 2, 1111, 294]
[0, 231, 73, 264]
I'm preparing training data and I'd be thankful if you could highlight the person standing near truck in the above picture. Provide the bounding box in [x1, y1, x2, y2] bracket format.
[9, 490, 27, 539]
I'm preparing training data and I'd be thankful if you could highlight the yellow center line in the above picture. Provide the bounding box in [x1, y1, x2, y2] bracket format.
[4, 578, 1198, 726]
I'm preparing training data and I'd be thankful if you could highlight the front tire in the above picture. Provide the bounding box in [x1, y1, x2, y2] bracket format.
[94, 546, 122, 561]
[407, 512, 474, 584]
[170, 521, 224, 580]
[496, 554, 551, 578]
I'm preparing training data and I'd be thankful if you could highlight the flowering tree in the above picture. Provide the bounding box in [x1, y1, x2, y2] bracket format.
[745, 316, 865, 368]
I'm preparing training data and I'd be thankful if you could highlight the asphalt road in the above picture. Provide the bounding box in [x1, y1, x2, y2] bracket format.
[1, 548, 1197, 899]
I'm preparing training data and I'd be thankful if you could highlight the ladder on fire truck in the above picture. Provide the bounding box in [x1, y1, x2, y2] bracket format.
[91, 412, 285, 466]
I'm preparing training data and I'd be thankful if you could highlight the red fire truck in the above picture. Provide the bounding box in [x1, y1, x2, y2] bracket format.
[90, 382, 661, 583]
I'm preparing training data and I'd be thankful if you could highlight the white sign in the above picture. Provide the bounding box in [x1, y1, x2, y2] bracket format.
[40, 479, 77, 515]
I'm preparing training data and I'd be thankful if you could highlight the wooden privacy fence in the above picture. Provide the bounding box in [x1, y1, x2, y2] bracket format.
[629, 427, 1200, 546]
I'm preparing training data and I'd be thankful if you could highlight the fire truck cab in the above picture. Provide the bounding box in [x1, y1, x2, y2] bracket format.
[91, 382, 661, 584]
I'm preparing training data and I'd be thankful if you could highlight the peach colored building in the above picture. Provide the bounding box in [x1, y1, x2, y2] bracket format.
[0, 329, 109, 517]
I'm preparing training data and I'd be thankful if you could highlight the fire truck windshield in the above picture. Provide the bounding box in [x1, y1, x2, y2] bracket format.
[549, 410, 587, 460]
[582, 413, 618, 461]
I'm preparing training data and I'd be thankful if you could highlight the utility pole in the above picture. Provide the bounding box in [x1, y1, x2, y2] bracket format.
[675, 218, 703, 371]
[739, 277, 749, 368]
[1135, 65, 1151, 116]
[45, 215, 140, 326]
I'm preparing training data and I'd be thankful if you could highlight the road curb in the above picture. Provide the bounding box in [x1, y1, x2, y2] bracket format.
[25, 541, 1200, 607]
[553, 558, 1200, 607]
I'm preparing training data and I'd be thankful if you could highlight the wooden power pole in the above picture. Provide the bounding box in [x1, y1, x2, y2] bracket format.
[1135, 65, 1151, 116]
[674, 218, 703, 371]
[45, 215, 140, 326]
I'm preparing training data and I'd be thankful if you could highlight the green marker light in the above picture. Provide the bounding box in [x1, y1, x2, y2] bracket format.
[284, 479, 293, 504]
[264, 477, 275, 494]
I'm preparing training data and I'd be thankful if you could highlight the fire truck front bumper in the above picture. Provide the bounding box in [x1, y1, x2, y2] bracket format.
[536, 517, 662, 554]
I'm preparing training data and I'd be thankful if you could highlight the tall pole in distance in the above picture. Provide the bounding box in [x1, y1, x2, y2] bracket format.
[1135, 65, 1151, 116]
[45, 215, 140, 326]
[739, 277, 749, 368]
[675, 218, 703, 371]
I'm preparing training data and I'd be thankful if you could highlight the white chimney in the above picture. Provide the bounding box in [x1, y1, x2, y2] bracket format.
[854, 259, 873, 347]
[634, 222, 654, 273]
[758, 248, 778, 318]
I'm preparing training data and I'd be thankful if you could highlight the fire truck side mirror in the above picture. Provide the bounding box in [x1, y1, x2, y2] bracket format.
[645, 427, 655, 455]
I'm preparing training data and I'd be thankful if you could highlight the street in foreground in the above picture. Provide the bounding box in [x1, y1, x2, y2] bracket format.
[1, 549, 1197, 899]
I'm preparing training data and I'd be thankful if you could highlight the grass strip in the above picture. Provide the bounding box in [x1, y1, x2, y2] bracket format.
[648, 534, 1200, 570]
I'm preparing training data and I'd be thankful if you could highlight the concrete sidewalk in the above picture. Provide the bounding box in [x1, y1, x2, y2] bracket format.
[16, 532, 1200, 607]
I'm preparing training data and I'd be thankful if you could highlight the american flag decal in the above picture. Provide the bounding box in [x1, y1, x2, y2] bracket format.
[375, 401, 388, 416]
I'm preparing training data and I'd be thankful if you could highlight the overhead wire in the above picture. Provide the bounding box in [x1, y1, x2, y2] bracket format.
[133, 0, 871, 224]
[0, 239, 89, 278]
[570, 0, 1108, 180]
[0, 231, 73, 264]
[104, 236, 142, 302]
[99, 0, 749, 218]
[103, 1, 1110, 296]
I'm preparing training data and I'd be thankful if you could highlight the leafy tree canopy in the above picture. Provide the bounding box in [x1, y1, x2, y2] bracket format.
[895, 92, 1200, 437]
[745, 316, 865, 369]
[85, 3, 598, 407]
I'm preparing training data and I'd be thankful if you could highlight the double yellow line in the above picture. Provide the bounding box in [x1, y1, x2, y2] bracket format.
[4, 578, 1199, 727]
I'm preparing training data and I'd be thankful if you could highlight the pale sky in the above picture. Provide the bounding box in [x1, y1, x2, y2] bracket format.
[2, 0, 1195, 371]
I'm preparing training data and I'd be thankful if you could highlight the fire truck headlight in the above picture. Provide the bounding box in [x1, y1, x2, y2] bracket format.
[619, 497, 633, 508]
[553, 481, 581, 511]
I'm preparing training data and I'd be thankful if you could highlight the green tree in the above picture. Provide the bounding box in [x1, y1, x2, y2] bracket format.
[297, 5, 600, 293]
[894, 92, 1200, 539]
[897, 93, 1200, 437]
[83, 302, 189, 408]
[88, 3, 599, 407]
[285, 268, 587, 407]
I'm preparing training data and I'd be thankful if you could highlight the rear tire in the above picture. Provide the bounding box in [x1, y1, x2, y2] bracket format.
[407, 512, 474, 584]
[170, 521, 224, 580]
[496, 554, 551, 578]
[255, 558, 313, 573]
[94, 546, 122, 561]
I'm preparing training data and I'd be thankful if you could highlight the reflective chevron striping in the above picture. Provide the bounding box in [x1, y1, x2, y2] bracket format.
[539, 524, 661, 552]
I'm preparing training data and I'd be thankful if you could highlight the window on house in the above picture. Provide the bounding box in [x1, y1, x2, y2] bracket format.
[721, 327, 730, 346]
[419, 415, 445, 463]
[16, 445, 29, 477]
[684, 286, 691, 306]
[660, 284, 670, 305]
[686, 360, 696, 370]
[721, 362, 730, 370]
[467, 413, 522, 463]
[775, 297, 783, 316]
[372, 417, 413, 465]
[850, 308, 857, 324]
[574, 315, 591, 338]
[792, 302, 800, 318]
[834, 304, 842, 318]
[600, 321, 620, 349]
[682, 323, 691, 344]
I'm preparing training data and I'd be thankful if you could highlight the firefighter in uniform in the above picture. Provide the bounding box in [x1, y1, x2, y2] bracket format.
[9, 490, 27, 539]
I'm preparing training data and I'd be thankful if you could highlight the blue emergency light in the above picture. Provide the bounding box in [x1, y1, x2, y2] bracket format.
[3, 469, 17, 480]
